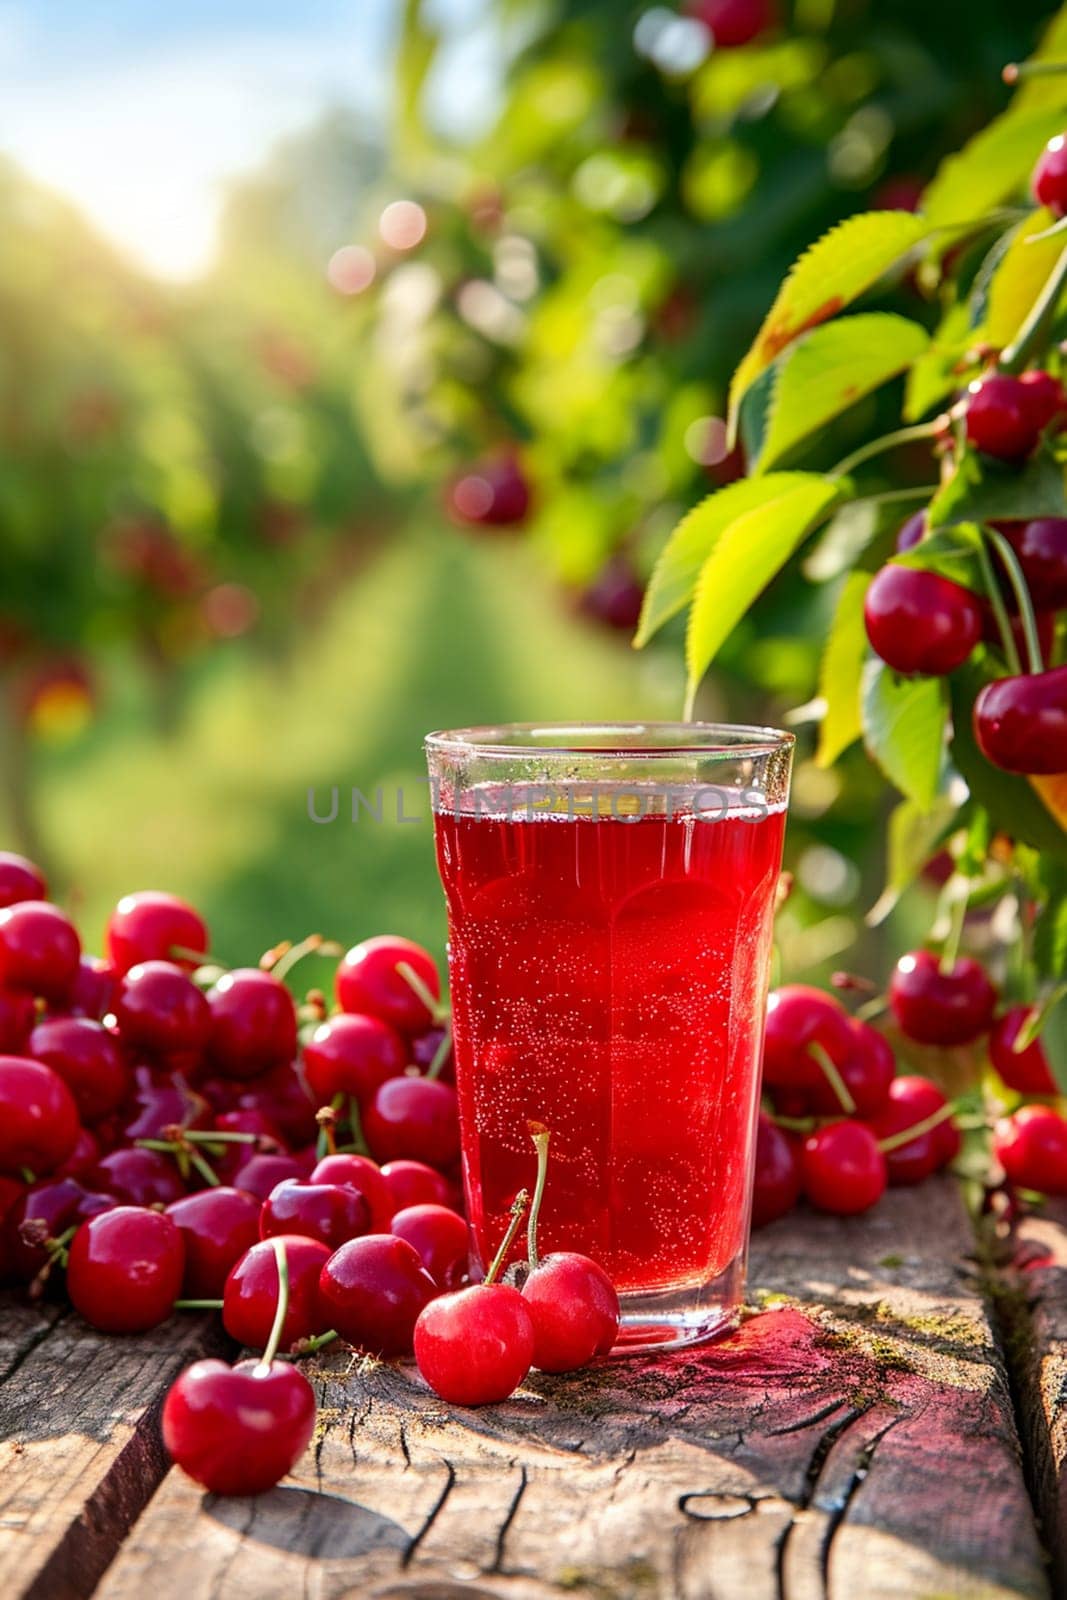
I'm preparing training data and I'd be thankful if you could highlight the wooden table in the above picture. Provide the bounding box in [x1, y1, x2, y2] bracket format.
[1, 1179, 1063, 1600]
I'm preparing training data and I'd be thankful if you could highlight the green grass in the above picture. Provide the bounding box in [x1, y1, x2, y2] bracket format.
[32, 519, 684, 966]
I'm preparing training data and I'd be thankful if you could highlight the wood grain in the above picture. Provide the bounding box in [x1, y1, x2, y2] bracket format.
[94, 1179, 1047, 1600]
[0, 1300, 225, 1600]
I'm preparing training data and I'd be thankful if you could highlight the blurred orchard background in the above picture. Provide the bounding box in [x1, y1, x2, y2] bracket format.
[1, 0, 1059, 973]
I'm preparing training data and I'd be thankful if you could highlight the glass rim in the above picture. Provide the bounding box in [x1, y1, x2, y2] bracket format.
[425, 721, 795, 760]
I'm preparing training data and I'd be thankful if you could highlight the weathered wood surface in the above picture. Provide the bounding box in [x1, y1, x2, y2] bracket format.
[0, 1301, 226, 1600]
[86, 1179, 1049, 1600]
[998, 1198, 1067, 1594]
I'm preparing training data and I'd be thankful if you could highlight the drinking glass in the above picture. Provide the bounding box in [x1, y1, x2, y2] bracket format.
[425, 723, 794, 1351]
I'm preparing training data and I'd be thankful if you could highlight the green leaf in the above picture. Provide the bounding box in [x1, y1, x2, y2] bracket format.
[1013, 8, 1067, 111]
[922, 106, 1067, 228]
[984, 208, 1065, 347]
[683, 477, 842, 705]
[757, 314, 929, 472]
[1033, 867, 1067, 983]
[928, 445, 1067, 527]
[949, 657, 1067, 861]
[1039, 992, 1067, 1094]
[728, 212, 929, 432]
[860, 659, 947, 810]
[896, 523, 985, 591]
[904, 302, 971, 421]
[816, 571, 871, 767]
[636, 473, 833, 647]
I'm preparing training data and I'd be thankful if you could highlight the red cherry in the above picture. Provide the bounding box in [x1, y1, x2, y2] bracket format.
[234, 1061, 319, 1148]
[380, 1158, 456, 1212]
[864, 565, 982, 676]
[965, 374, 1042, 461]
[89, 1146, 186, 1207]
[888, 949, 996, 1046]
[447, 453, 530, 529]
[411, 1026, 455, 1083]
[166, 1186, 261, 1297]
[0, 1056, 80, 1176]
[0, 852, 47, 908]
[163, 1357, 315, 1496]
[684, 0, 777, 47]
[800, 1121, 887, 1215]
[390, 1203, 470, 1289]
[865, 1076, 957, 1186]
[414, 1282, 534, 1404]
[233, 1150, 316, 1202]
[113, 961, 211, 1058]
[56, 956, 118, 1021]
[994, 1105, 1067, 1194]
[317, 1234, 436, 1356]
[522, 1253, 620, 1372]
[579, 557, 645, 632]
[0, 988, 37, 1054]
[209, 1108, 286, 1184]
[302, 1013, 407, 1106]
[364, 1076, 460, 1168]
[27, 1017, 129, 1124]
[0, 901, 80, 1001]
[67, 1206, 184, 1332]
[310, 1152, 395, 1231]
[805, 1019, 895, 1118]
[5, 1177, 114, 1282]
[118, 1064, 210, 1144]
[106, 891, 209, 976]
[1001, 519, 1067, 608]
[223, 1235, 331, 1351]
[894, 511, 926, 552]
[335, 936, 441, 1033]
[260, 1178, 371, 1251]
[207, 968, 297, 1079]
[990, 1007, 1056, 1096]
[52, 1125, 102, 1179]
[973, 665, 1067, 775]
[1032, 133, 1067, 218]
[1018, 371, 1067, 432]
[750, 1113, 800, 1228]
[762, 985, 853, 1091]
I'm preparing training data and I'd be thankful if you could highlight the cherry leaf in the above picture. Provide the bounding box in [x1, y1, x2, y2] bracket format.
[757, 314, 929, 472]
[860, 660, 947, 811]
[922, 106, 1067, 228]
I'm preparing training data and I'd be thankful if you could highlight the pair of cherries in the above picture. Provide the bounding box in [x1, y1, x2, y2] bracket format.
[413, 1125, 620, 1405]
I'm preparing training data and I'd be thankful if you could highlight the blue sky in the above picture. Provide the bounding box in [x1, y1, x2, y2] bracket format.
[0, 0, 497, 277]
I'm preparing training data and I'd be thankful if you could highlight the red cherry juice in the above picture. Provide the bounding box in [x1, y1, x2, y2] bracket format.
[433, 785, 786, 1293]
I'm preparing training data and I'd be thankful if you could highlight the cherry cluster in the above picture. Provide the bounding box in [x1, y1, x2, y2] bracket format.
[0, 857, 620, 1498]
[861, 135, 1067, 778]
[754, 944, 1067, 1228]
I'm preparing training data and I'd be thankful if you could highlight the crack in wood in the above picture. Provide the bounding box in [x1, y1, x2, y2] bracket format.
[819, 1414, 903, 1595]
[773, 1402, 871, 1600]
[401, 1462, 455, 1569]
[489, 1465, 528, 1576]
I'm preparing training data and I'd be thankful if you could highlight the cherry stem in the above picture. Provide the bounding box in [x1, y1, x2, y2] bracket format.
[344, 1096, 371, 1157]
[984, 527, 1045, 673]
[526, 1123, 551, 1270]
[1003, 58, 1067, 82]
[830, 970, 879, 995]
[298, 1329, 339, 1355]
[170, 945, 217, 966]
[877, 1101, 957, 1154]
[189, 1150, 221, 1189]
[808, 1043, 856, 1115]
[316, 1100, 341, 1159]
[854, 994, 889, 1023]
[770, 1113, 818, 1133]
[938, 884, 969, 977]
[20, 1166, 36, 1186]
[975, 534, 1023, 676]
[267, 934, 343, 986]
[1001, 242, 1067, 373]
[174, 1298, 224, 1310]
[396, 961, 449, 1024]
[257, 1238, 291, 1372]
[830, 421, 942, 481]
[424, 1024, 453, 1082]
[183, 1130, 260, 1145]
[484, 1189, 529, 1286]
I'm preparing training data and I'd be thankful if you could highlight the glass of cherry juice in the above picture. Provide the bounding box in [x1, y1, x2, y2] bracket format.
[425, 723, 793, 1351]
